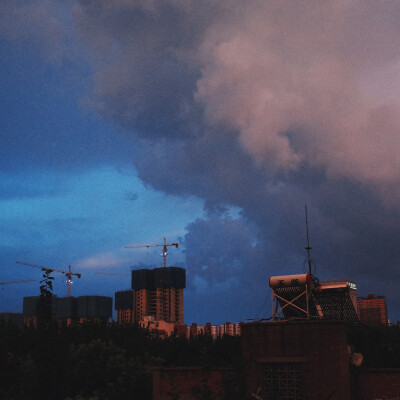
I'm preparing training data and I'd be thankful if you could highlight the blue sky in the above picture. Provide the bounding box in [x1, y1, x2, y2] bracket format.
[0, 34, 207, 319]
[2, 1, 400, 324]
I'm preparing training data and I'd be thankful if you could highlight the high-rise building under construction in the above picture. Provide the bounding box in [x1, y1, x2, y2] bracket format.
[115, 266, 186, 325]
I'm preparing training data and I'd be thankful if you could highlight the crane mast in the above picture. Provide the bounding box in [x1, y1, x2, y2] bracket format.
[95, 272, 130, 277]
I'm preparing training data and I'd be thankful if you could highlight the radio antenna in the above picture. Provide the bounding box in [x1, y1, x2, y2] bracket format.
[305, 204, 313, 276]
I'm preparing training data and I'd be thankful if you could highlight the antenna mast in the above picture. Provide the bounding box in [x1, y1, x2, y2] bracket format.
[305, 204, 313, 277]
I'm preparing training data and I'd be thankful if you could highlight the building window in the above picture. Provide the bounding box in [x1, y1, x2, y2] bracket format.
[263, 363, 303, 400]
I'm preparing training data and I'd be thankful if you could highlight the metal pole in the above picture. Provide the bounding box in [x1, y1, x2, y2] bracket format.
[305, 204, 312, 276]
[271, 290, 275, 319]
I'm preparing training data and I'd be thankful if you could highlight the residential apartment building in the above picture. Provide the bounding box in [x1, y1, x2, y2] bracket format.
[115, 266, 186, 325]
[357, 293, 388, 325]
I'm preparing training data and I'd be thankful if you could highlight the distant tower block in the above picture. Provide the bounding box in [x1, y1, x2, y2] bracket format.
[357, 294, 388, 326]
[115, 289, 135, 325]
[132, 267, 186, 324]
[115, 266, 186, 325]
[22, 295, 112, 327]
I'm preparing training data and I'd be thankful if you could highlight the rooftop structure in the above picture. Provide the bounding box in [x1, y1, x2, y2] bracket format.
[314, 280, 358, 321]
[357, 293, 388, 326]
[155, 320, 400, 400]
[269, 274, 359, 321]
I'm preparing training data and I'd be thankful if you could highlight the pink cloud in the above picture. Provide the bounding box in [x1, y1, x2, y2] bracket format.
[196, 0, 400, 187]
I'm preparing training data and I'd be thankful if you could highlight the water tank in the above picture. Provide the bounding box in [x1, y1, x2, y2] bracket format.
[269, 274, 312, 288]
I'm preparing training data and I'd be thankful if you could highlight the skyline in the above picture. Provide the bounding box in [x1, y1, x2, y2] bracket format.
[2, 1, 400, 324]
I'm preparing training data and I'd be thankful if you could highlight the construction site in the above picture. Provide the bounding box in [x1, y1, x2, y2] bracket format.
[12, 238, 186, 328]
[115, 266, 186, 325]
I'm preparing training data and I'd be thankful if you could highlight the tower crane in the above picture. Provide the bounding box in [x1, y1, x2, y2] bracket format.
[125, 237, 179, 268]
[15, 261, 81, 297]
[95, 272, 130, 277]
[0, 279, 35, 286]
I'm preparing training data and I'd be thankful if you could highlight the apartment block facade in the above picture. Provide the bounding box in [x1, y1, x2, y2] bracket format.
[115, 266, 186, 325]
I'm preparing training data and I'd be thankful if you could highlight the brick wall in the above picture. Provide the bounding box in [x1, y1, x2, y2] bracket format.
[152, 367, 243, 400]
[356, 369, 400, 400]
[152, 321, 400, 400]
[241, 320, 352, 400]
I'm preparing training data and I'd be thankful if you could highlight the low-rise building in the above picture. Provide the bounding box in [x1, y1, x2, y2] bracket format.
[187, 321, 242, 339]
[153, 320, 400, 400]
[139, 315, 176, 337]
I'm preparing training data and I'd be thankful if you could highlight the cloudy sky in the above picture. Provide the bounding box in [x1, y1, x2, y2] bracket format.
[1, 0, 400, 324]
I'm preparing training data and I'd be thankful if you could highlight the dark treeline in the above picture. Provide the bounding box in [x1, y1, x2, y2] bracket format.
[0, 321, 242, 400]
[2, 306, 400, 400]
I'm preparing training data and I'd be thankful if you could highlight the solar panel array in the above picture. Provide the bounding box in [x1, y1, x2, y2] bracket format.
[272, 278, 359, 321]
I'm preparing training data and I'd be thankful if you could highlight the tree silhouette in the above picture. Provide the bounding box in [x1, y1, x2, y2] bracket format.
[38, 269, 54, 333]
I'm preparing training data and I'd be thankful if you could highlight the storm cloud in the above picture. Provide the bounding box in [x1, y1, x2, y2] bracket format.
[3, 0, 400, 322]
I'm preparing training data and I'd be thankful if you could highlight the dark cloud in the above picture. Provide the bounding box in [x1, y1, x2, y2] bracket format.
[70, 0, 400, 186]
[74, 0, 400, 322]
[181, 215, 269, 323]
[74, 0, 217, 141]
[182, 216, 260, 283]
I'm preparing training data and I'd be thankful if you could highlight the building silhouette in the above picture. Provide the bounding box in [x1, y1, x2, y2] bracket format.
[0, 313, 24, 330]
[23, 295, 112, 326]
[115, 266, 186, 325]
[154, 319, 400, 400]
[153, 274, 400, 400]
[357, 293, 388, 325]
[115, 289, 135, 324]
